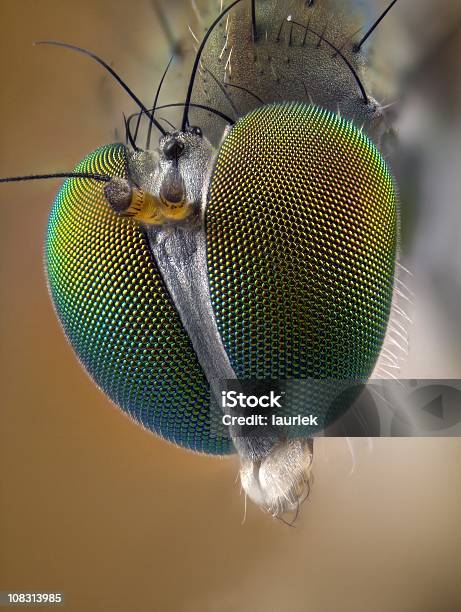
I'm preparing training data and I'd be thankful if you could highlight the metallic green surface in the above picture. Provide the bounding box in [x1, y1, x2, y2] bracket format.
[45, 101, 398, 446]
[206, 102, 397, 384]
[46, 144, 232, 454]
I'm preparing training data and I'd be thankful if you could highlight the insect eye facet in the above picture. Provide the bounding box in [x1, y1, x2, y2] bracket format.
[45, 144, 231, 454]
[206, 102, 397, 397]
[43, 100, 397, 456]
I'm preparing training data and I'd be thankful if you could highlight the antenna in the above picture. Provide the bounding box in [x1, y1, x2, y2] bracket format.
[0, 172, 111, 184]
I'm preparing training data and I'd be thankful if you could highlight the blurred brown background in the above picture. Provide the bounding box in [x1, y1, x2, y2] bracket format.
[1, 1, 461, 611]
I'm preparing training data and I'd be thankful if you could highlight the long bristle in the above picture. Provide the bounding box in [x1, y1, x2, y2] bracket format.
[0, 172, 111, 184]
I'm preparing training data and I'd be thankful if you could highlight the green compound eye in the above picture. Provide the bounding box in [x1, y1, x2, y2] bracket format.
[45, 101, 397, 455]
[45, 144, 231, 454]
[206, 102, 397, 382]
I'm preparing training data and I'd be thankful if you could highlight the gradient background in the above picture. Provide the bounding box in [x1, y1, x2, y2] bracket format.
[1, 1, 461, 611]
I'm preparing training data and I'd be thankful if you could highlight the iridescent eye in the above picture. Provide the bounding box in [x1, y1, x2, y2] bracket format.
[45, 144, 232, 455]
[44, 101, 396, 460]
[206, 101, 397, 384]
[1, 0, 406, 517]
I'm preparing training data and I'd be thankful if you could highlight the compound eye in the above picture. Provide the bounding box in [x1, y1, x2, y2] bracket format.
[190, 126, 203, 138]
[206, 102, 397, 406]
[163, 137, 185, 160]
